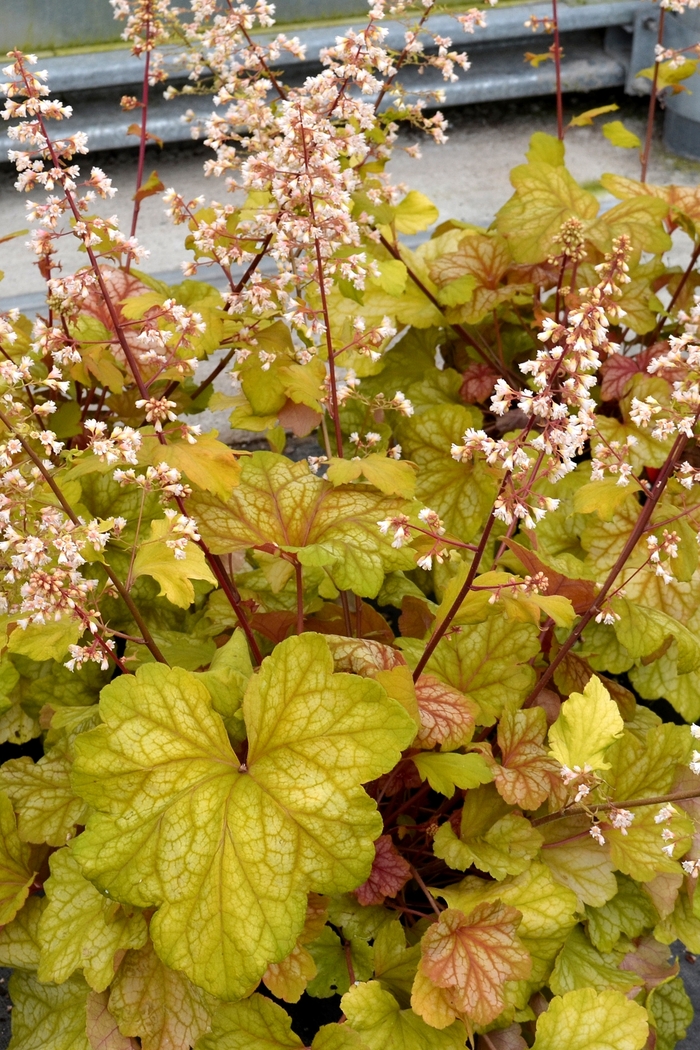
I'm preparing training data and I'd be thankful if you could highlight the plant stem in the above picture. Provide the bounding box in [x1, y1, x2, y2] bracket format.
[129, 25, 152, 248]
[412, 497, 501, 681]
[532, 786, 700, 828]
[641, 8, 666, 183]
[0, 408, 167, 664]
[410, 864, 442, 917]
[524, 417, 697, 705]
[551, 0, 564, 140]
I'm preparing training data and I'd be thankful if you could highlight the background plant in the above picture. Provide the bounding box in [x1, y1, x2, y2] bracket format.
[1, 2, 700, 1049]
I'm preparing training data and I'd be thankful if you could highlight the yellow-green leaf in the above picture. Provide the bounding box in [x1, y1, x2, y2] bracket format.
[0, 791, 35, 925]
[602, 121, 641, 149]
[131, 517, 216, 608]
[342, 980, 468, 1050]
[38, 848, 147, 992]
[7, 971, 90, 1050]
[72, 636, 415, 1000]
[531, 987, 648, 1050]
[548, 676, 624, 771]
[394, 191, 439, 234]
[411, 751, 493, 796]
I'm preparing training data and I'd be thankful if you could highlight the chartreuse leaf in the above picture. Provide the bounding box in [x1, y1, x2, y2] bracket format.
[394, 190, 439, 234]
[540, 816, 618, 909]
[531, 987, 648, 1050]
[585, 874, 658, 953]
[0, 894, 43, 969]
[7, 971, 90, 1050]
[396, 405, 495, 539]
[342, 980, 468, 1050]
[548, 676, 624, 771]
[326, 454, 417, 498]
[647, 976, 694, 1050]
[0, 744, 88, 847]
[147, 431, 241, 501]
[433, 783, 542, 880]
[131, 517, 216, 609]
[412, 751, 492, 796]
[496, 142, 599, 262]
[190, 453, 413, 598]
[72, 636, 415, 1000]
[373, 920, 421, 1006]
[416, 615, 539, 725]
[196, 993, 365, 1050]
[306, 926, 373, 998]
[194, 629, 252, 740]
[550, 926, 642, 995]
[108, 939, 214, 1050]
[603, 121, 641, 149]
[8, 618, 82, 663]
[0, 791, 36, 925]
[38, 848, 147, 992]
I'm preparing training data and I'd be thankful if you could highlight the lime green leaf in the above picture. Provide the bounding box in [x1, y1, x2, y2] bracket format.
[569, 104, 619, 128]
[0, 894, 43, 969]
[373, 259, 408, 297]
[613, 599, 700, 675]
[548, 676, 624, 771]
[190, 452, 413, 598]
[637, 58, 698, 93]
[131, 517, 216, 608]
[195, 629, 252, 738]
[573, 477, 642, 521]
[434, 783, 542, 879]
[306, 926, 373, 998]
[8, 619, 82, 663]
[602, 121, 642, 149]
[532, 988, 648, 1050]
[647, 976, 694, 1050]
[151, 432, 241, 501]
[585, 874, 658, 953]
[396, 406, 495, 539]
[0, 791, 35, 925]
[341, 980, 468, 1050]
[108, 939, 214, 1050]
[38, 848, 147, 992]
[418, 615, 539, 724]
[394, 191, 439, 234]
[0, 745, 88, 847]
[373, 920, 420, 1007]
[195, 994, 301, 1050]
[7, 971, 90, 1050]
[435, 274, 476, 308]
[496, 154, 599, 263]
[411, 751, 493, 796]
[550, 926, 642, 995]
[326, 455, 416, 498]
[72, 637, 415, 1000]
[540, 816, 618, 908]
[527, 132, 565, 166]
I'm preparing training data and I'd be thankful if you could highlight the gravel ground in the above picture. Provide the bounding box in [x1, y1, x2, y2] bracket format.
[0, 90, 699, 1048]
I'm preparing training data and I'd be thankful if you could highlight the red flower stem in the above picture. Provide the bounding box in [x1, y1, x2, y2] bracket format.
[524, 415, 698, 706]
[129, 15, 152, 249]
[551, 0, 564, 140]
[641, 8, 666, 183]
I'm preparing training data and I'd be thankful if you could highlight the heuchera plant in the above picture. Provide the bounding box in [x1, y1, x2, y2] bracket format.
[3, 1, 700, 1048]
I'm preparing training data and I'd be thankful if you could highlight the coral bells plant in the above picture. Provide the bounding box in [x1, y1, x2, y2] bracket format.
[4, 3, 700, 1050]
